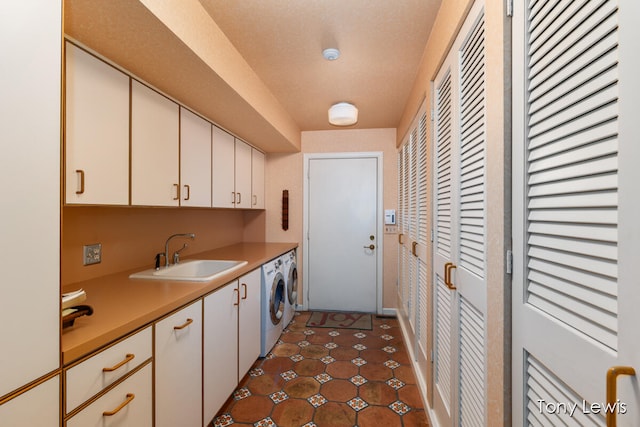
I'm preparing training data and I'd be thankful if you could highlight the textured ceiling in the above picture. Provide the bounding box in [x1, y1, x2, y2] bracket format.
[64, 0, 441, 152]
[199, 0, 441, 131]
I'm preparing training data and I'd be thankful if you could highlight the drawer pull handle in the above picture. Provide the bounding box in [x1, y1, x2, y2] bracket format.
[103, 393, 135, 416]
[102, 353, 135, 372]
[241, 283, 248, 300]
[173, 318, 193, 330]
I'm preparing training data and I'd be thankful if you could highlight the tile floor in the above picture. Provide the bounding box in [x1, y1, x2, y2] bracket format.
[210, 311, 429, 427]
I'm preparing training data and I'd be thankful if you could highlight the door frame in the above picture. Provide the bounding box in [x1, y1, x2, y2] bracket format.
[302, 152, 384, 314]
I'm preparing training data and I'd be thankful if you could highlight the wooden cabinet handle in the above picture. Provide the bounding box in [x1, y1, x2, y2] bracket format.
[102, 353, 135, 372]
[241, 283, 247, 300]
[75, 169, 85, 194]
[103, 393, 135, 416]
[233, 288, 240, 306]
[183, 184, 190, 201]
[236, 192, 242, 204]
[411, 241, 418, 257]
[231, 192, 236, 204]
[173, 183, 180, 201]
[173, 318, 193, 330]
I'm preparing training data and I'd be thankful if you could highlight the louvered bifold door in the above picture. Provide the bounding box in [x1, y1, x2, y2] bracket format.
[513, 0, 640, 425]
[433, 62, 455, 427]
[415, 106, 430, 365]
[456, 6, 487, 427]
[433, 1, 487, 426]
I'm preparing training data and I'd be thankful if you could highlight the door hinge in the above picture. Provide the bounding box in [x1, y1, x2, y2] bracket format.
[506, 0, 513, 17]
[506, 249, 513, 275]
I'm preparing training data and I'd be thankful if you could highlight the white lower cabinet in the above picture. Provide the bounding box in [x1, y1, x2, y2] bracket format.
[238, 268, 261, 381]
[65, 326, 152, 414]
[203, 268, 262, 426]
[0, 375, 60, 427]
[155, 301, 202, 427]
[203, 280, 238, 426]
[66, 364, 152, 427]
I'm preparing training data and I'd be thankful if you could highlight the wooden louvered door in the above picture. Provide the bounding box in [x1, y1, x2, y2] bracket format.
[432, 1, 487, 426]
[513, 0, 640, 425]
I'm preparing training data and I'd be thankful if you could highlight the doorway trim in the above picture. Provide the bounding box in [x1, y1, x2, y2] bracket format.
[302, 152, 384, 314]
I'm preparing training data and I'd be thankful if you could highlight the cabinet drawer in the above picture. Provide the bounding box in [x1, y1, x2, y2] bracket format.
[65, 326, 152, 413]
[66, 363, 152, 427]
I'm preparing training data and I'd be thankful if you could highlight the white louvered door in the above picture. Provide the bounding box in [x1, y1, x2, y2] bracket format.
[433, 1, 487, 426]
[513, 0, 640, 425]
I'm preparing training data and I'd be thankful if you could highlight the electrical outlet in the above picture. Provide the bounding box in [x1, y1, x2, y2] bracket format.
[83, 243, 102, 265]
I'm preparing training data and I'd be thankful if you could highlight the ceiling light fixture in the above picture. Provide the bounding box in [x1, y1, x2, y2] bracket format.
[328, 102, 358, 126]
[322, 48, 340, 61]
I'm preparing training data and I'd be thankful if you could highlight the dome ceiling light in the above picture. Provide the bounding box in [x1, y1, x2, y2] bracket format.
[328, 102, 358, 126]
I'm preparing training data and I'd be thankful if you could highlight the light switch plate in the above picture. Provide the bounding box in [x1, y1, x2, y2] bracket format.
[83, 243, 102, 265]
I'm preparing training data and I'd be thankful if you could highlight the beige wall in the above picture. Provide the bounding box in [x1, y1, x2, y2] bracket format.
[265, 128, 398, 311]
[61, 207, 264, 285]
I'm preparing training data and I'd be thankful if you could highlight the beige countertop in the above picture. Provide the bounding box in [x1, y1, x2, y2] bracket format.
[61, 242, 297, 365]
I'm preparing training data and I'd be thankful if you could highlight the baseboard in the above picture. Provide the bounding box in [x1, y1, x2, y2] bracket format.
[396, 312, 441, 427]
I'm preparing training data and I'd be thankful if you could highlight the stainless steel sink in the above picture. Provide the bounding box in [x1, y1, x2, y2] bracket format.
[129, 259, 248, 282]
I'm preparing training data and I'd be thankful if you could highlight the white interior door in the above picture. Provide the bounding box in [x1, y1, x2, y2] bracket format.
[305, 153, 382, 313]
[513, 1, 640, 425]
[432, 2, 487, 425]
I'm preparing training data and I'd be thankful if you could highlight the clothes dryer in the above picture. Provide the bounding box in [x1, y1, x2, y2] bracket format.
[260, 257, 285, 357]
[282, 250, 298, 328]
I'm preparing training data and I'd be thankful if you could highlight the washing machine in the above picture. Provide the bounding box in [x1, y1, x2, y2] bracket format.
[282, 250, 298, 328]
[260, 257, 286, 357]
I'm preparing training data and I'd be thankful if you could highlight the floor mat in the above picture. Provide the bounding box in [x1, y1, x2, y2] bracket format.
[306, 311, 372, 330]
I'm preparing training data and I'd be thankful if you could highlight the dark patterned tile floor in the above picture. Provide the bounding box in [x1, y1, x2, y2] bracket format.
[210, 311, 429, 427]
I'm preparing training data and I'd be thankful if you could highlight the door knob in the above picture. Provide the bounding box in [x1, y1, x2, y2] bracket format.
[363, 244, 375, 250]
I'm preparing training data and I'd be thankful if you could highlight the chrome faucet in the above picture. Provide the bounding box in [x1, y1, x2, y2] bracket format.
[163, 233, 195, 268]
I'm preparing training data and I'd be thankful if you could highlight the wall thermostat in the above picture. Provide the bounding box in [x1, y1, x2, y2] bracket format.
[384, 209, 396, 225]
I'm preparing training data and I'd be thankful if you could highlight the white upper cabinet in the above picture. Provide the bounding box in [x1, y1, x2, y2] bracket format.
[131, 80, 180, 206]
[211, 126, 262, 209]
[65, 42, 130, 205]
[234, 138, 252, 209]
[251, 149, 265, 209]
[180, 108, 212, 207]
[211, 126, 236, 208]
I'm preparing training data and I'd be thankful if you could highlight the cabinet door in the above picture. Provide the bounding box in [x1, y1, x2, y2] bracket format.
[65, 43, 130, 205]
[155, 301, 202, 427]
[0, 375, 59, 427]
[131, 80, 179, 206]
[211, 126, 236, 208]
[67, 364, 152, 427]
[203, 281, 238, 426]
[251, 149, 265, 209]
[1, 0, 60, 398]
[180, 108, 211, 207]
[238, 269, 261, 381]
[234, 139, 252, 208]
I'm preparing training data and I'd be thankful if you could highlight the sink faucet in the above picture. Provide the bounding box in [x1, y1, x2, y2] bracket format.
[163, 233, 195, 268]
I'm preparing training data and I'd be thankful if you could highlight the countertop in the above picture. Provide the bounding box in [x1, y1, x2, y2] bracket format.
[61, 242, 297, 365]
